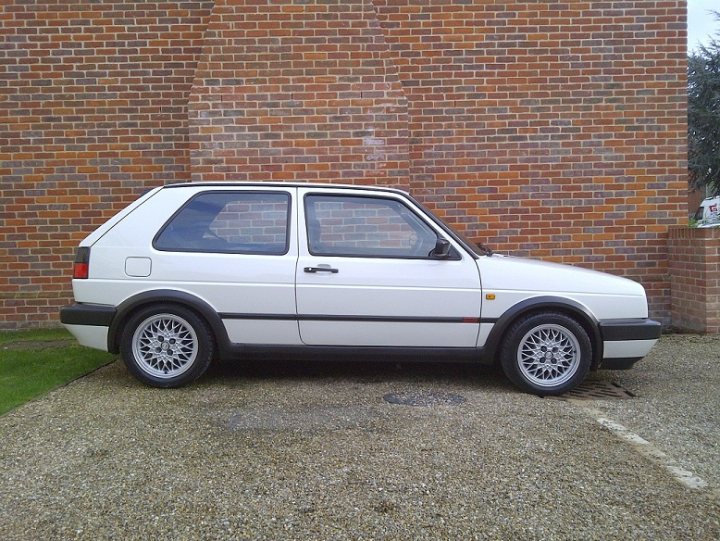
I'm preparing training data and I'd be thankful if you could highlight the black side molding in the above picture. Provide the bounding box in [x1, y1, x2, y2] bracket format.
[60, 304, 116, 327]
[218, 313, 483, 324]
[599, 319, 662, 342]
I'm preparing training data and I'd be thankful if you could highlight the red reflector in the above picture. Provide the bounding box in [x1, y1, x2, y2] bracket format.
[73, 262, 89, 279]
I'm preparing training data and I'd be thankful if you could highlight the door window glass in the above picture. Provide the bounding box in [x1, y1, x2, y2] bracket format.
[305, 195, 439, 258]
[154, 191, 290, 254]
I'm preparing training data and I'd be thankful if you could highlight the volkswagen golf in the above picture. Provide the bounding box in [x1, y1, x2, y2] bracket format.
[60, 183, 661, 395]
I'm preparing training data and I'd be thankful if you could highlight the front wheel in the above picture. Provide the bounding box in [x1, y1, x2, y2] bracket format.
[120, 304, 214, 388]
[500, 312, 592, 395]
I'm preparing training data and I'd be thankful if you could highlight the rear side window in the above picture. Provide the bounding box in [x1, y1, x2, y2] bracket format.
[154, 191, 290, 255]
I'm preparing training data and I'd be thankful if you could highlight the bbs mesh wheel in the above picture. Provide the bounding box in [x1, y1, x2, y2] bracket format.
[500, 312, 592, 395]
[120, 304, 214, 388]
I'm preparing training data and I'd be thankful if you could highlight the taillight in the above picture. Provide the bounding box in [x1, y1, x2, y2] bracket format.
[73, 247, 90, 279]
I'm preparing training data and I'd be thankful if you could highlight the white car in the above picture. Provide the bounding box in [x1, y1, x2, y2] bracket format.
[60, 183, 661, 395]
[693, 195, 720, 228]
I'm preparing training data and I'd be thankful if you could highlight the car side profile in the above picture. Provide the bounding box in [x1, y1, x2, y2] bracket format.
[60, 183, 661, 395]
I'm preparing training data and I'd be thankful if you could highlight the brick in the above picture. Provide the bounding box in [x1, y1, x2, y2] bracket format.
[668, 227, 720, 333]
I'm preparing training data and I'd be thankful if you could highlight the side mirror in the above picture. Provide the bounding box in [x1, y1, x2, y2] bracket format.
[430, 237, 451, 259]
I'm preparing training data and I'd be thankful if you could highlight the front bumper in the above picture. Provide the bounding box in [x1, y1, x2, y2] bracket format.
[598, 318, 662, 370]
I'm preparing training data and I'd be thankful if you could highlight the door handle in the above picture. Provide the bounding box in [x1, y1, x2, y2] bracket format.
[304, 266, 339, 274]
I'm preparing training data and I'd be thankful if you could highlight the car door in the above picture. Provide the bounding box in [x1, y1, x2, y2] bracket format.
[295, 188, 482, 347]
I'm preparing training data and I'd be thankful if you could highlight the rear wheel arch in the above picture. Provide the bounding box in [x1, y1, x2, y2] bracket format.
[484, 297, 602, 369]
[108, 290, 229, 356]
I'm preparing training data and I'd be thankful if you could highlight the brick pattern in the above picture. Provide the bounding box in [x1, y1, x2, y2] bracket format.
[188, 0, 410, 186]
[371, 0, 687, 322]
[0, 0, 687, 328]
[0, 1, 213, 327]
[668, 227, 720, 333]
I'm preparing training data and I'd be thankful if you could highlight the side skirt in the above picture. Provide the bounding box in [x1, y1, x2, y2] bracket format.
[218, 344, 490, 364]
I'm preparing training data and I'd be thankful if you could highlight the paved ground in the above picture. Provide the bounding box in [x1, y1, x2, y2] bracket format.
[0, 334, 718, 540]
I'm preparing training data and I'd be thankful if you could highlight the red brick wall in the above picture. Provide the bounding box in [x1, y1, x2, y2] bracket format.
[370, 0, 687, 322]
[0, 1, 687, 328]
[0, 1, 214, 326]
[188, 0, 409, 186]
[688, 187, 706, 217]
[668, 227, 720, 333]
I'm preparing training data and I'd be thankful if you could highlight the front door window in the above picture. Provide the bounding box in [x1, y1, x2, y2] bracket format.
[304, 195, 440, 259]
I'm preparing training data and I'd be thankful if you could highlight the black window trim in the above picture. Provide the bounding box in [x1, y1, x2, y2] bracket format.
[303, 192, 462, 261]
[152, 189, 293, 256]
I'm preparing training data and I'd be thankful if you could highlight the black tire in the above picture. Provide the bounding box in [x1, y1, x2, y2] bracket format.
[120, 304, 214, 388]
[500, 312, 592, 396]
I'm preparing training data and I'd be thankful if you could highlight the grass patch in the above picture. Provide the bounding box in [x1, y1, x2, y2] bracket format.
[0, 332, 115, 415]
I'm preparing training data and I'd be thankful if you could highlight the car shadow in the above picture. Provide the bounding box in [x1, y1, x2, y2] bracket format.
[203, 356, 510, 391]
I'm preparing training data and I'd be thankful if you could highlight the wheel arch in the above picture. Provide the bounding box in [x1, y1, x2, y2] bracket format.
[107, 290, 230, 356]
[484, 296, 603, 369]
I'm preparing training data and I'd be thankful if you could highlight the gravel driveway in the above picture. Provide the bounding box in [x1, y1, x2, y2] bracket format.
[1, 335, 718, 540]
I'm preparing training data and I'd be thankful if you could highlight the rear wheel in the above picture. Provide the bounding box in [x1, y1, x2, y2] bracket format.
[500, 312, 591, 395]
[120, 304, 213, 388]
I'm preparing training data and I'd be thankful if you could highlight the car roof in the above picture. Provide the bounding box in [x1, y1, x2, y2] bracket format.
[163, 182, 410, 196]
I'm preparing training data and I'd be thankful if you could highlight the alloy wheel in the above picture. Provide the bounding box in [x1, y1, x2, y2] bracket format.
[131, 313, 198, 379]
[516, 323, 581, 388]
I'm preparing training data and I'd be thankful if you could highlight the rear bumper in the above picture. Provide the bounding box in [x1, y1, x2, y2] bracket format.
[599, 318, 662, 370]
[60, 303, 116, 327]
[60, 303, 116, 351]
